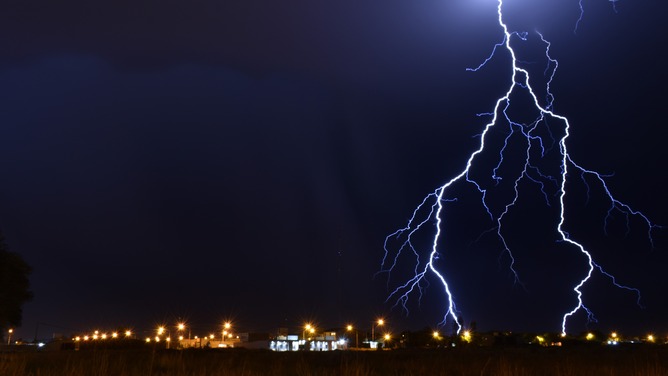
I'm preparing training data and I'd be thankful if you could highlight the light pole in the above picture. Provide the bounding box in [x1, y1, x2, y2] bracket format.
[157, 326, 171, 349]
[303, 324, 312, 341]
[302, 323, 316, 350]
[177, 323, 186, 348]
[7, 329, 13, 345]
[383, 333, 391, 349]
[223, 322, 231, 344]
[372, 319, 384, 342]
[433, 330, 441, 346]
[346, 325, 358, 348]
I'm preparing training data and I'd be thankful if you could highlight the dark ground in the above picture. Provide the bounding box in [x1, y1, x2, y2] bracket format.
[2, 345, 668, 376]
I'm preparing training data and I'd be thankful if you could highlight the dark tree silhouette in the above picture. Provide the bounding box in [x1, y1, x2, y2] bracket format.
[0, 230, 33, 336]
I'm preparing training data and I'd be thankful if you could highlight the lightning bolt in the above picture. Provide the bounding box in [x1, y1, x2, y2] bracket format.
[380, 0, 659, 335]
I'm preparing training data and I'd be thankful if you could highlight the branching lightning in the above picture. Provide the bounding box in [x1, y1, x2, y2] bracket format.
[380, 0, 659, 335]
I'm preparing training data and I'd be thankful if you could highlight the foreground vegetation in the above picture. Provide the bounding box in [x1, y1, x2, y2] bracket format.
[2, 345, 668, 376]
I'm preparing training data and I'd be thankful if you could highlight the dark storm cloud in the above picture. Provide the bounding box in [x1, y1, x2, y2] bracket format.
[0, 1, 409, 70]
[0, 52, 442, 332]
[0, 0, 507, 92]
[1, 0, 667, 338]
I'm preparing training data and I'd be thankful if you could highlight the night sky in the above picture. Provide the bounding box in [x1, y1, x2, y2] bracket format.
[2, 0, 667, 340]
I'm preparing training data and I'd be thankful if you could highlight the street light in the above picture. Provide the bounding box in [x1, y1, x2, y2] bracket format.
[346, 324, 358, 348]
[383, 333, 391, 349]
[7, 329, 13, 345]
[176, 323, 186, 348]
[158, 326, 170, 349]
[222, 322, 232, 343]
[372, 319, 384, 342]
[462, 330, 472, 343]
[303, 324, 313, 341]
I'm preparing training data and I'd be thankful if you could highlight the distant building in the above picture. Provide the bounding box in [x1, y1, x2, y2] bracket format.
[168, 329, 350, 351]
[179, 337, 241, 349]
[267, 330, 348, 351]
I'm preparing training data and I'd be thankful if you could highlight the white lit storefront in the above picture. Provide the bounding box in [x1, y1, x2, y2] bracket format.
[270, 333, 348, 351]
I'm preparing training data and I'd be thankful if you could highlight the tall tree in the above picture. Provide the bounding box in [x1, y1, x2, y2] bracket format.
[0, 230, 33, 336]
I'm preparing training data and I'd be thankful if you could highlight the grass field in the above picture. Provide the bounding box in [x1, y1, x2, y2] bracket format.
[2, 346, 668, 375]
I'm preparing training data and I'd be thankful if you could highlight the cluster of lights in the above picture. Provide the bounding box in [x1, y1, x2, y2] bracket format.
[534, 331, 664, 346]
[144, 321, 236, 345]
[20, 321, 668, 350]
[146, 326, 171, 344]
[222, 321, 234, 341]
[342, 318, 393, 346]
[583, 331, 659, 345]
[303, 323, 316, 341]
[73, 329, 132, 342]
[607, 332, 619, 345]
[298, 318, 393, 351]
[69, 322, 239, 345]
[432, 329, 472, 343]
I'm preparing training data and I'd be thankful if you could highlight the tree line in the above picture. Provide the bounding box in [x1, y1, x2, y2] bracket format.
[0, 229, 33, 341]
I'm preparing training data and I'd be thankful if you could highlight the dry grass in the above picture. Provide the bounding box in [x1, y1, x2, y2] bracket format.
[1, 345, 668, 376]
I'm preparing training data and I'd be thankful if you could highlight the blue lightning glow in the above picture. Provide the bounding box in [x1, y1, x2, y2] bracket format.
[380, 0, 659, 335]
